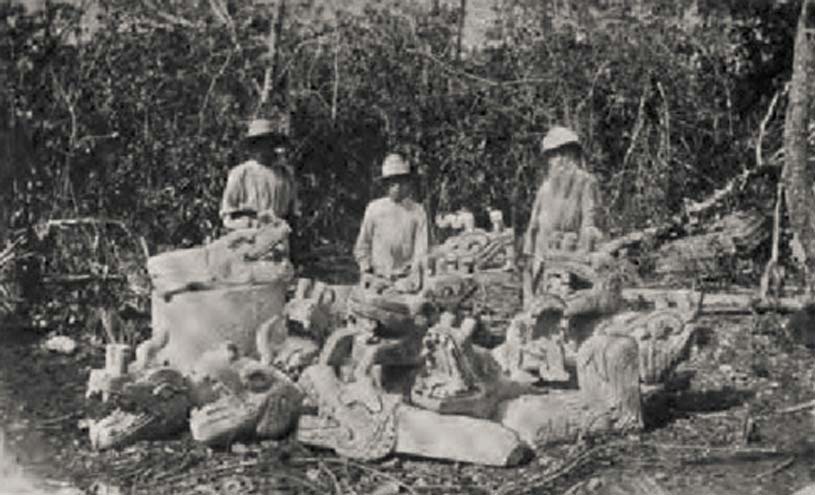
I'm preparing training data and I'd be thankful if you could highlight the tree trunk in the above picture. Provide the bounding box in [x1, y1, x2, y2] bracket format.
[258, 0, 287, 116]
[783, 0, 815, 294]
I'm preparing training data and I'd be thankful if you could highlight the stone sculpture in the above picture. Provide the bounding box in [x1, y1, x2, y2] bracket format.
[189, 359, 303, 448]
[88, 367, 191, 450]
[410, 312, 535, 419]
[139, 220, 294, 372]
[497, 332, 643, 446]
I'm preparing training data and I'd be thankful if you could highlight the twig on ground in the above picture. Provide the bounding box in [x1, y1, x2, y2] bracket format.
[497, 444, 606, 495]
[643, 442, 780, 455]
[756, 456, 796, 479]
[778, 399, 815, 414]
[36, 411, 80, 427]
[319, 460, 342, 495]
[295, 457, 419, 495]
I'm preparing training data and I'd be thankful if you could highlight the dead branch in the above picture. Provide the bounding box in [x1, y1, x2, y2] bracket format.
[198, 48, 237, 135]
[755, 456, 795, 479]
[259, 0, 287, 113]
[778, 399, 815, 414]
[756, 88, 784, 168]
[331, 29, 340, 123]
[140, 0, 198, 29]
[623, 83, 649, 171]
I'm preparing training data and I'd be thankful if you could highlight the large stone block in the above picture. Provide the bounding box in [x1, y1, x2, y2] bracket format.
[395, 405, 529, 467]
[150, 283, 287, 372]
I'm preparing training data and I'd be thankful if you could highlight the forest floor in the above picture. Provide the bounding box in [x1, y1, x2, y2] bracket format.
[2, 260, 815, 495]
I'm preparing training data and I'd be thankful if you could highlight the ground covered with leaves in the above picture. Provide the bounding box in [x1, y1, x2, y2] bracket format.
[3, 299, 815, 495]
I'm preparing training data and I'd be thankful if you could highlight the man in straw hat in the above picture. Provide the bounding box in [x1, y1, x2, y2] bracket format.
[219, 111, 300, 231]
[353, 153, 429, 285]
[521, 126, 604, 305]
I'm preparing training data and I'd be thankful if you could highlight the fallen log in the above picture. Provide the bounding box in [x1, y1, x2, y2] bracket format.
[621, 288, 808, 314]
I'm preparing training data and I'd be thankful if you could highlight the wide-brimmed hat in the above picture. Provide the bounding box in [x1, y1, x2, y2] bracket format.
[542, 126, 580, 153]
[246, 113, 290, 141]
[378, 153, 413, 180]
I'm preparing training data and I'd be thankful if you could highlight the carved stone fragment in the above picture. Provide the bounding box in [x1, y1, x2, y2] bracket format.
[497, 334, 642, 447]
[189, 362, 303, 447]
[395, 405, 530, 467]
[297, 365, 400, 461]
[88, 367, 191, 450]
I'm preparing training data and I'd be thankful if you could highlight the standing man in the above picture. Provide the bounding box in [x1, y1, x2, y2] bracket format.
[354, 153, 429, 288]
[220, 112, 300, 231]
[522, 126, 605, 305]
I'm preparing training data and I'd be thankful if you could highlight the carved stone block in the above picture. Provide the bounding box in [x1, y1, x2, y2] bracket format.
[149, 283, 287, 373]
[189, 362, 303, 447]
[497, 334, 642, 447]
[88, 367, 191, 450]
[395, 405, 530, 467]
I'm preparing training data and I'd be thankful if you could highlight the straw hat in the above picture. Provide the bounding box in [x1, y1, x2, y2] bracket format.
[379, 153, 412, 180]
[541, 126, 580, 152]
[246, 112, 291, 140]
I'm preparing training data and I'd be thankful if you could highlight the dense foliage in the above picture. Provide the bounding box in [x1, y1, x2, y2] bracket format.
[0, 0, 802, 254]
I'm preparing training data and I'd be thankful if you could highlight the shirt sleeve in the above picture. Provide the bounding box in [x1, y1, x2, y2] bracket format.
[290, 178, 302, 218]
[523, 184, 546, 256]
[581, 176, 602, 232]
[353, 204, 375, 271]
[412, 205, 430, 265]
[219, 166, 244, 221]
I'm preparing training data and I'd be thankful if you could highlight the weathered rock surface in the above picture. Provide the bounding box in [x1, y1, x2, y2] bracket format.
[395, 405, 530, 467]
[149, 284, 288, 372]
[189, 364, 302, 447]
[497, 333, 642, 446]
[88, 367, 191, 450]
[411, 312, 537, 419]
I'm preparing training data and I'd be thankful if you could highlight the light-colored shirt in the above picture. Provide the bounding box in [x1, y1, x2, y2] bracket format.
[219, 160, 298, 226]
[353, 197, 429, 277]
[523, 168, 602, 259]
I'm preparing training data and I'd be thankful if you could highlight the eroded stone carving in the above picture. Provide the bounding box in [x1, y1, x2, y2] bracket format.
[411, 312, 535, 419]
[428, 228, 515, 275]
[497, 333, 643, 447]
[88, 367, 191, 450]
[597, 290, 701, 385]
[297, 364, 401, 461]
[189, 360, 303, 448]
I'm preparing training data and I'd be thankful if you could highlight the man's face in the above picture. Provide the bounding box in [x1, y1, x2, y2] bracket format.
[386, 176, 412, 202]
[259, 137, 289, 166]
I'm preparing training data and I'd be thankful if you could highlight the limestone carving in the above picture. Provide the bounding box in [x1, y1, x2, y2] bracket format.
[284, 278, 335, 341]
[411, 312, 536, 419]
[491, 295, 571, 384]
[497, 333, 643, 447]
[428, 227, 515, 274]
[148, 219, 294, 300]
[297, 364, 400, 461]
[597, 290, 701, 385]
[189, 361, 303, 447]
[88, 367, 191, 450]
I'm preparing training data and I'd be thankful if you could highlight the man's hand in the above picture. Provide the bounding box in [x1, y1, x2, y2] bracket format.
[258, 209, 282, 225]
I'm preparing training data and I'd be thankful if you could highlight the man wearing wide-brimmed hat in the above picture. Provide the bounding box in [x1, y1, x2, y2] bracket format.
[219, 112, 300, 231]
[521, 126, 604, 305]
[353, 153, 429, 281]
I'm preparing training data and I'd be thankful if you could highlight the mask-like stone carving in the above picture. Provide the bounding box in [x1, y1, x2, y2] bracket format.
[88, 367, 190, 450]
[189, 360, 303, 447]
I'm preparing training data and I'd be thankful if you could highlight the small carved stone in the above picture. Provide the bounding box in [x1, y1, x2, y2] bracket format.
[429, 228, 516, 274]
[598, 309, 698, 385]
[411, 312, 541, 419]
[189, 362, 303, 447]
[88, 367, 191, 450]
[297, 365, 400, 461]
